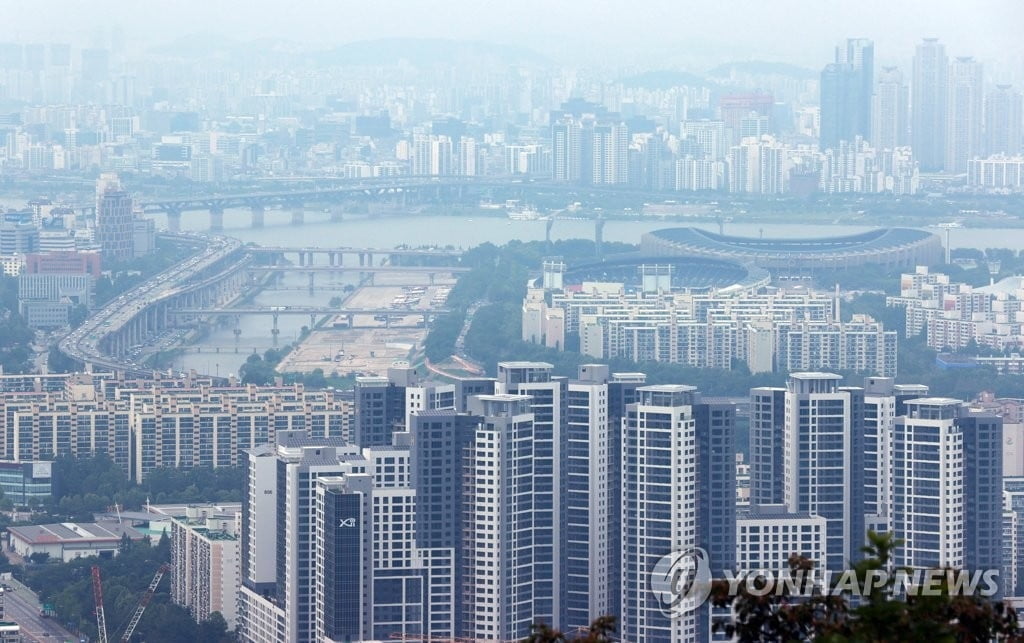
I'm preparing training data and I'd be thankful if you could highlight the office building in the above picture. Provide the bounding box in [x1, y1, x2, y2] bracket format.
[95, 173, 134, 262]
[820, 63, 860, 151]
[0, 460, 52, 507]
[946, 57, 984, 174]
[718, 94, 774, 139]
[984, 85, 1023, 157]
[25, 250, 101, 278]
[0, 222, 39, 255]
[837, 38, 875, 141]
[820, 39, 873, 151]
[912, 39, 949, 171]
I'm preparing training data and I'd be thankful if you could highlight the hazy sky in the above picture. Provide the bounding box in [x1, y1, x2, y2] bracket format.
[8, 0, 1024, 69]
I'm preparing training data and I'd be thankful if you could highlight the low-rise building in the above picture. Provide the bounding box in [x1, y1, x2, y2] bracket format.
[7, 521, 145, 562]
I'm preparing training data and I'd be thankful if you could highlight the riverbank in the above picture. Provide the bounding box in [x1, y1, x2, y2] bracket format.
[274, 273, 457, 377]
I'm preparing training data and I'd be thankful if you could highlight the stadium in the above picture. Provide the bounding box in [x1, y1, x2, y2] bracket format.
[551, 254, 771, 292]
[640, 227, 943, 273]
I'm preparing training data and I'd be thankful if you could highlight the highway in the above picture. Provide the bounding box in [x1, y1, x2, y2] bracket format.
[57, 232, 247, 377]
[2, 578, 79, 642]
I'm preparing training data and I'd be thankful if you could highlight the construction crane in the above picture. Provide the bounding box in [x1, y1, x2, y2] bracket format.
[91, 563, 171, 643]
[119, 564, 171, 642]
[91, 565, 109, 643]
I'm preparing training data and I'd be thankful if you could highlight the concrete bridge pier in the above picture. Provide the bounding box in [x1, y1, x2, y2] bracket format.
[251, 205, 265, 228]
[271, 313, 280, 345]
[291, 207, 304, 225]
[233, 316, 241, 352]
[210, 206, 225, 231]
[309, 314, 316, 330]
[308, 272, 315, 292]
[327, 252, 337, 266]
[166, 209, 183, 233]
[330, 207, 344, 222]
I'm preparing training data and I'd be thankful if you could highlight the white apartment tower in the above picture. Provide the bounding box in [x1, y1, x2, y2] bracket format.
[620, 385, 699, 643]
[783, 373, 864, 572]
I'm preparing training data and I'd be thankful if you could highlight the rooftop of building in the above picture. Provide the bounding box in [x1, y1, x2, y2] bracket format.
[789, 372, 842, 380]
[904, 396, 963, 406]
[8, 521, 144, 545]
[646, 227, 938, 255]
[497, 361, 554, 369]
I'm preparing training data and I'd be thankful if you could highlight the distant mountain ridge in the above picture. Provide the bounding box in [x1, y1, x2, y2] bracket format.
[619, 70, 711, 89]
[707, 60, 817, 79]
[148, 36, 548, 66]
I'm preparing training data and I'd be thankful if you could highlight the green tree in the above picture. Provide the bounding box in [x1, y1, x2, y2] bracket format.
[711, 531, 1020, 641]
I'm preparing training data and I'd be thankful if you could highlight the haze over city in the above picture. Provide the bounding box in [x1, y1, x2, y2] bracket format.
[6, 0, 1024, 68]
[0, 1, 1023, 642]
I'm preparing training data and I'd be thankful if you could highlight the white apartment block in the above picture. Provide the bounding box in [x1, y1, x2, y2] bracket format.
[526, 286, 896, 375]
[736, 506, 828, 572]
[165, 504, 241, 628]
[889, 266, 1024, 351]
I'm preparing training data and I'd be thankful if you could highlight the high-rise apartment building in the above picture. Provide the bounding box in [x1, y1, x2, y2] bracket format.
[620, 385, 699, 643]
[353, 365, 418, 447]
[984, 85, 1023, 157]
[781, 373, 865, 572]
[494, 361, 566, 631]
[591, 122, 629, 185]
[552, 118, 582, 182]
[862, 377, 929, 527]
[891, 399, 1002, 587]
[750, 387, 786, 506]
[872, 66, 909, 150]
[912, 39, 949, 171]
[945, 57, 984, 174]
[562, 365, 646, 631]
[460, 394, 541, 640]
[680, 120, 727, 160]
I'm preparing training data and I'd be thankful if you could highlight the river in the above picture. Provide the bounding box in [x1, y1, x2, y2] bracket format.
[3, 196, 1021, 377]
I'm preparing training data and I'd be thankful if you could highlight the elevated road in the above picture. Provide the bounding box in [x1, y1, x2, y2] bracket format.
[247, 265, 470, 273]
[173, 306, 450, 316]
[57, 233, 249, 377]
